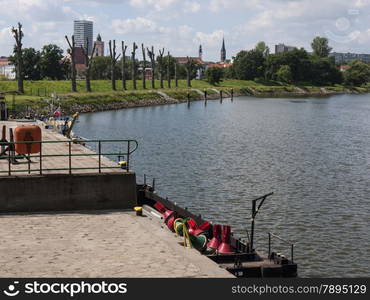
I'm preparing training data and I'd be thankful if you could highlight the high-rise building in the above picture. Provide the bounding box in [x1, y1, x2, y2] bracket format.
[94, 34, 105, 57]
[74, 20, 94, 56]
[329, 52, 370, 64]
[221, 38, 226, 62]
[275, 43, 296, 54]
[199, 45, 203, 60]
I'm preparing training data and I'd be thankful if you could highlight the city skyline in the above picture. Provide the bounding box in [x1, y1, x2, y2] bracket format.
[1, 0, 370, 61]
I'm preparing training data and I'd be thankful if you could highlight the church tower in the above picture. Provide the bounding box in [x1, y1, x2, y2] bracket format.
[199, 45, 203, 60]
[221, 38, 226, 62]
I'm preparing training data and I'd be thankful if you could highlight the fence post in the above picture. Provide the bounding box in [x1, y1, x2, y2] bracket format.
[98, 141, 101, 173]
[69, 141, 72, 174]
[39, 142, 42, 175]
[127, 141, 130, 172]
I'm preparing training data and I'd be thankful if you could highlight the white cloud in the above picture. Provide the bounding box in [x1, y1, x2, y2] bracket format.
[111, 17, 171, 35]
[183, 1, 201, 13]
[129, 0, 178, 11]
[193, 29, 225, 47]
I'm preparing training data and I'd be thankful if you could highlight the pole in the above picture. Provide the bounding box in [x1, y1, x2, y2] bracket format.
[250, 199, 256, 252]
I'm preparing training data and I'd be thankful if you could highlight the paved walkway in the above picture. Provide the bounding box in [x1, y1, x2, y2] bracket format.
[0, 120, 124, 176]
[0, 211, 232, 278]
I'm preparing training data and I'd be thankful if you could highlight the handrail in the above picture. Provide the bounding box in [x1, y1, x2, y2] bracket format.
[0, 139, 138, 176]
[268, 232, 295, 263]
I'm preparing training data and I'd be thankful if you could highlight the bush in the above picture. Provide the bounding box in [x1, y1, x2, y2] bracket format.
[276, 65, 293, 84]
[205, 67, 224, 85]
[344, 60, 370, 86]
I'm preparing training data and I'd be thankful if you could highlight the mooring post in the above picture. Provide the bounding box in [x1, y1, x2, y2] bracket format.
[250, 199, 256, 252]
[220, 90, 223, 103]
[187, 92, 190, 107]
[231, 88, 234, 101]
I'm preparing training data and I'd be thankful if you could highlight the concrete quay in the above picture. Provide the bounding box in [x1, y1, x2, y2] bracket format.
[0, 119, 233, 278]
[0, 211, 232, 278]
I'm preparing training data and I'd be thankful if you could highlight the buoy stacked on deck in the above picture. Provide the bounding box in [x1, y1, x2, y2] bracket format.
[153, 201, 236, 255]
[154, 202, 177, 232]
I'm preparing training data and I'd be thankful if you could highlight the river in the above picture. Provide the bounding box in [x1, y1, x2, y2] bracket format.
[74, 94, 370, 277]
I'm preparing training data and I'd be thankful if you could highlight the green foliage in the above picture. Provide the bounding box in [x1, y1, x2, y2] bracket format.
[10, 47, 42, 80]
[255, 41, 270, 57]
[233, 50, 265, 80]
[40, 44, 68, 80]
[265, 48, 310, 82]
[311, 36, 332, 58]
[276, 65, 292, 83]
[344, 60, 370, 86]
[309, 57, 342, 85]
[205, 67, 224, 85]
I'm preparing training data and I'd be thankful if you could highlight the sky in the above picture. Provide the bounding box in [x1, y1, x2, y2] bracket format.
[1, 0, 370, 61]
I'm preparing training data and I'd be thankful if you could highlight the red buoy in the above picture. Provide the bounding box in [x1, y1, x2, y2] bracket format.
[218, 225, 235, 254]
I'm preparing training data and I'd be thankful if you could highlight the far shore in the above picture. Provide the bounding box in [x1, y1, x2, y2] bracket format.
[1, 79, 368, 118]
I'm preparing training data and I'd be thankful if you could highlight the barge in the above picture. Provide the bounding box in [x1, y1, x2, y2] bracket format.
[136, 182, 298, 278]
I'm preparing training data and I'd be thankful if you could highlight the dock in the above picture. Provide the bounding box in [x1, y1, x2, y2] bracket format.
[0, 120, 232, 278]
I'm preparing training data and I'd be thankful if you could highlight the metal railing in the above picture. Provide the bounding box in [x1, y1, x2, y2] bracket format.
[268, 232, 295, 263]
[0, 139, 138, 176]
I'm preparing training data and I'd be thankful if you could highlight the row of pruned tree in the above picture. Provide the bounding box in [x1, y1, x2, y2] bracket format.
[65, 34, 198, 93]
[10, 22, 199, 94]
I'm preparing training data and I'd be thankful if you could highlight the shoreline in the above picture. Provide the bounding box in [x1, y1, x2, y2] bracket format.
[5, 84, 369, 118]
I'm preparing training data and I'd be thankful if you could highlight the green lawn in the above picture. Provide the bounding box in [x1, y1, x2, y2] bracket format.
[0, 79, 284, 96]
[0, 79, 366, 117]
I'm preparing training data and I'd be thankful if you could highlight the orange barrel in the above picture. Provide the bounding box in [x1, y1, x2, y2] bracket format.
[14, 125, 42, 154]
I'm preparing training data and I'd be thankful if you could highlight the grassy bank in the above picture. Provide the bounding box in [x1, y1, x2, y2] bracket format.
[0, 79, 368, 117]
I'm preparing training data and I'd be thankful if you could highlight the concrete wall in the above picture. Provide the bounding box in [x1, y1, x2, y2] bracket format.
[0, 172, 137, 213]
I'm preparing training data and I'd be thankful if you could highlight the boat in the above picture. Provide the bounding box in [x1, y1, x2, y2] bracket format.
[136, 181, 298, 278]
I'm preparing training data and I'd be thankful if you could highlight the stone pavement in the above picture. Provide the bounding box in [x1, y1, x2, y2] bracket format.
[0, 211, 233, 278]
[0, 120, 124, 176]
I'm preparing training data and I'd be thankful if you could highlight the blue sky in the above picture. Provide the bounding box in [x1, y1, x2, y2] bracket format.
[1, 0, 370, 61]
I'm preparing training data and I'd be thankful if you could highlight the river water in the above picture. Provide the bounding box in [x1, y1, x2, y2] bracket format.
[74, 94, 370, 277]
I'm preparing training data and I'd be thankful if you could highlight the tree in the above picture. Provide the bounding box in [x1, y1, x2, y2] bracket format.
[157, 48, 165, 88]
[11, 22, 24, 93]
[109, 40, 120, 90]
[265, 48, 310, 82]
[233, 50, 265, 80]
[121, 41, 128, 90]
[309, 57, 342, 85]
[205, 67, 224, 85]
[311, 36, 332, 58]
[174, 61, 178, 88]
[147, 46, 156, 89]
[344, 60, 370, 86]
[185, 57, 196, 87]
[90, 56, 111, 79]
[141, 43, 147, 89]
[167, 51, 171, 88]
[255, 41, 270, 57]
[65, 35, 77, 92]
[81, 38, 96, 92]
[131, 42, 138, 89]
[40, 44, 66, 80]
[9, 47, 41, 80]
[276, 65, 292, 84]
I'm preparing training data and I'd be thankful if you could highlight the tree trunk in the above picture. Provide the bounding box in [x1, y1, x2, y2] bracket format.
[142, 44, 146, 90]
[167, 52, 171, 88]
[122, 41, 127, 90]
[86, 70, 91, 92]
[12, 23, 24, 94]
[174, 62, 178, 88]
[132, 42, 138, 90]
